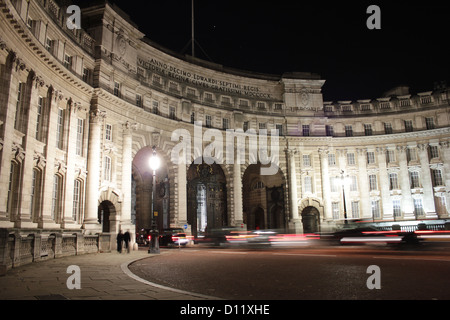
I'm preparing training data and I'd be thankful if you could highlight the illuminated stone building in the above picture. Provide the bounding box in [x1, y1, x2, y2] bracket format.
[0, 0, 449, 267]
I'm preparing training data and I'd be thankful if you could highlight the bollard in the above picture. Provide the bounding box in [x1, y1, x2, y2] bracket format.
[148, 227, 160, 254]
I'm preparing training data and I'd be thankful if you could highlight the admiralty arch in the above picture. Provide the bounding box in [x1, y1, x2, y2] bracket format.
[0, 0, 449, 268]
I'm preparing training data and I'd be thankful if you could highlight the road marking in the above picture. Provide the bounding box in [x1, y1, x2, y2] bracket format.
[372, 256, 450, 262]
[273, 253, 337, 258]
[207, 250, 249, 255]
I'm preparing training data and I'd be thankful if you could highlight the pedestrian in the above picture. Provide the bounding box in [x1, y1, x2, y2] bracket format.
[117, 230, 123, 253]
[123, 229, 131, 253]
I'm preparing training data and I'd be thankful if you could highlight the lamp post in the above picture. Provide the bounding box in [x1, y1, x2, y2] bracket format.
[148, 146, 161, 254]
[340, 170, 349, 226]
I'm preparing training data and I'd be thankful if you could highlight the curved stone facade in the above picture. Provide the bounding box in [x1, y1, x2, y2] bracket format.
[0, 0, 449, 256]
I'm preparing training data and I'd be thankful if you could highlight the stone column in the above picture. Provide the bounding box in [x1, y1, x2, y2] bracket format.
[418, 143, 437, 218]
[16, 72, 43, 228]
[39, 88, 64, 229]
[0, 53, 25, 227]
[286, 147, 301, 233]
[61, 100, 82, 229]
[376, 147, 393, 220]
[120, 121, 137, 242]
[83, 109, 106, 232]
[233, 154, 244, 228]
[356, 148, 371, 219]
[397, 146, 415, 219]
[319, 148, 332, 220]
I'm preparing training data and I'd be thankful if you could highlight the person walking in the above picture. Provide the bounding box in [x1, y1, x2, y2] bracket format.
[117, 230, 123, 253]
[123, 230, 131, 253]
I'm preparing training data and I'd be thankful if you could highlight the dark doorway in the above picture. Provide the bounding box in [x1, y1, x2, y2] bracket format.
[187, 160, 227, 238]
[98, 201, 114, 233]
[301, 206, 320, 234]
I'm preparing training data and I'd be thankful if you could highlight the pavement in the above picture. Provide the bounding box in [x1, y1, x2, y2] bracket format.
[0, 247, 220, 300]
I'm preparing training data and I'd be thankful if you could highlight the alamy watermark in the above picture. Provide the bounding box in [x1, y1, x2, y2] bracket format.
[66, 5, 81, 30]
[171, 122, 280, 176]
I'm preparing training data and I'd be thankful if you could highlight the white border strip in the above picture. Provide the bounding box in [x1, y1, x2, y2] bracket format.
[120, 257, 222, 300]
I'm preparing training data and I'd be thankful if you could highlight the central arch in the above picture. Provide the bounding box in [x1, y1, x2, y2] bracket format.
[301, 206, 320, 234]
[187, 159, 228, 238]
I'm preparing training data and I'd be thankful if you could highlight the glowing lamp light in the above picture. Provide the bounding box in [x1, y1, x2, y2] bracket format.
[149, 152, 161, 171]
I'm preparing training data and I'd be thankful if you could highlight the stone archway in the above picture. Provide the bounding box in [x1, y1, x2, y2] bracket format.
[187, 159, 228, 238]
[301, 206, 320, 234]
[98, 200, 115, 233]
[243, 163, 286, 231]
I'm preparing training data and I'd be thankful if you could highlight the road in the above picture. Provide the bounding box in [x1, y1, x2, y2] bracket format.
[129, 246, 450, 300]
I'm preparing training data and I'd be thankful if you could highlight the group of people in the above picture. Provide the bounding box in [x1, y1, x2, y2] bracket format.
[116, 230, 131, 253]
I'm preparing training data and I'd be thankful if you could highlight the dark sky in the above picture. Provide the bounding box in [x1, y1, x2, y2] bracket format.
[76, 0, 449, 101]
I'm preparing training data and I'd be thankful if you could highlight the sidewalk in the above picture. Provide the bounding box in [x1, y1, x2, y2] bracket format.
[0, 248, 219, 300]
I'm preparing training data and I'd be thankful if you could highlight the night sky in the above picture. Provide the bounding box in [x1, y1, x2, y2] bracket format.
[75, 0, 449, 101]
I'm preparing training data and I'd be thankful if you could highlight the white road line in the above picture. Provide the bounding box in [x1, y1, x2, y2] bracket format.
[372, 256, 450, 262]
[273, 253, 337, 258]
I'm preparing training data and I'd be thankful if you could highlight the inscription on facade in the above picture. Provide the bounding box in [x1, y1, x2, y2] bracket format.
[138, 57, 273, 99]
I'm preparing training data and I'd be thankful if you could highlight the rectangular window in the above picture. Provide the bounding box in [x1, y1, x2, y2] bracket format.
[389, 173, 399, 190]
[371, 200, 380, 219]
[409, 171, 420, 188]
[369, 174, 378, 191]
[349, 176, 358, 192]
[35, 96, 43, 140]
[386, 150, 396, 163]
[243, 121, 249, 132]
[351, 201, 360, 219]
[429, 145, 439, 159]
[104, 156, 112, 181]
[328, 153, 336, 166]
[113, 81, 120, 97]
[259, 123, 266, 130]
[303, 154, 311, 167]
[407, 148, 417, 162]
[364, 124, 373, 136]
[414, 198, 424, 216]
[204, 92, 213, 101]
[393, 199, 401, 218]
[51, 175, 60, 220]
[432, 169, 443, 186]
[205, 115, 212, 128]
[169, 106, 176, 120]
[14, 82, 24, 130]
[45, 38, 53, 52]
[384, 123, 393, 134]
[152, 101, 159, 115]
[347, 153, 355, 166]
[367, 151, 376, 165]
[345, 125, 353, 137]
[276, 124, 283, 136]
[304, 176, 313, 194]
[56, 108, 65, 149]
[302, 125, 310, 136]
[136, 94, 142, 107]
[330, 177, 338, 193]
[332, 202, 340, 220]
[82, 68, 90, 83]
[76, 118, 84, 156]
[73, 180, 82, 221]
[425, 117, 435, 130]
[64, 54, 72, 69]
[190, 112, 195, 124]
[325, 125, 334, 137]
[222, 118, 230, 130]
[404, 120, 413, 132]
[105, 124, 112, 141]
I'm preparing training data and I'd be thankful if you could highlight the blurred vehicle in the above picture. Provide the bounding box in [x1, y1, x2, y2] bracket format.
[160, 228, 189, 247]
[332, 226, 413, 246]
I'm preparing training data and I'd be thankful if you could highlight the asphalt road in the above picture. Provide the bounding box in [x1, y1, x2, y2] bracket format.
[129, 246, 450, 300]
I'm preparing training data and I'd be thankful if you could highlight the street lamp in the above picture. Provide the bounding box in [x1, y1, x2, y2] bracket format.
[148, 146, 161, 254]
[340, 170, 350, 226]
